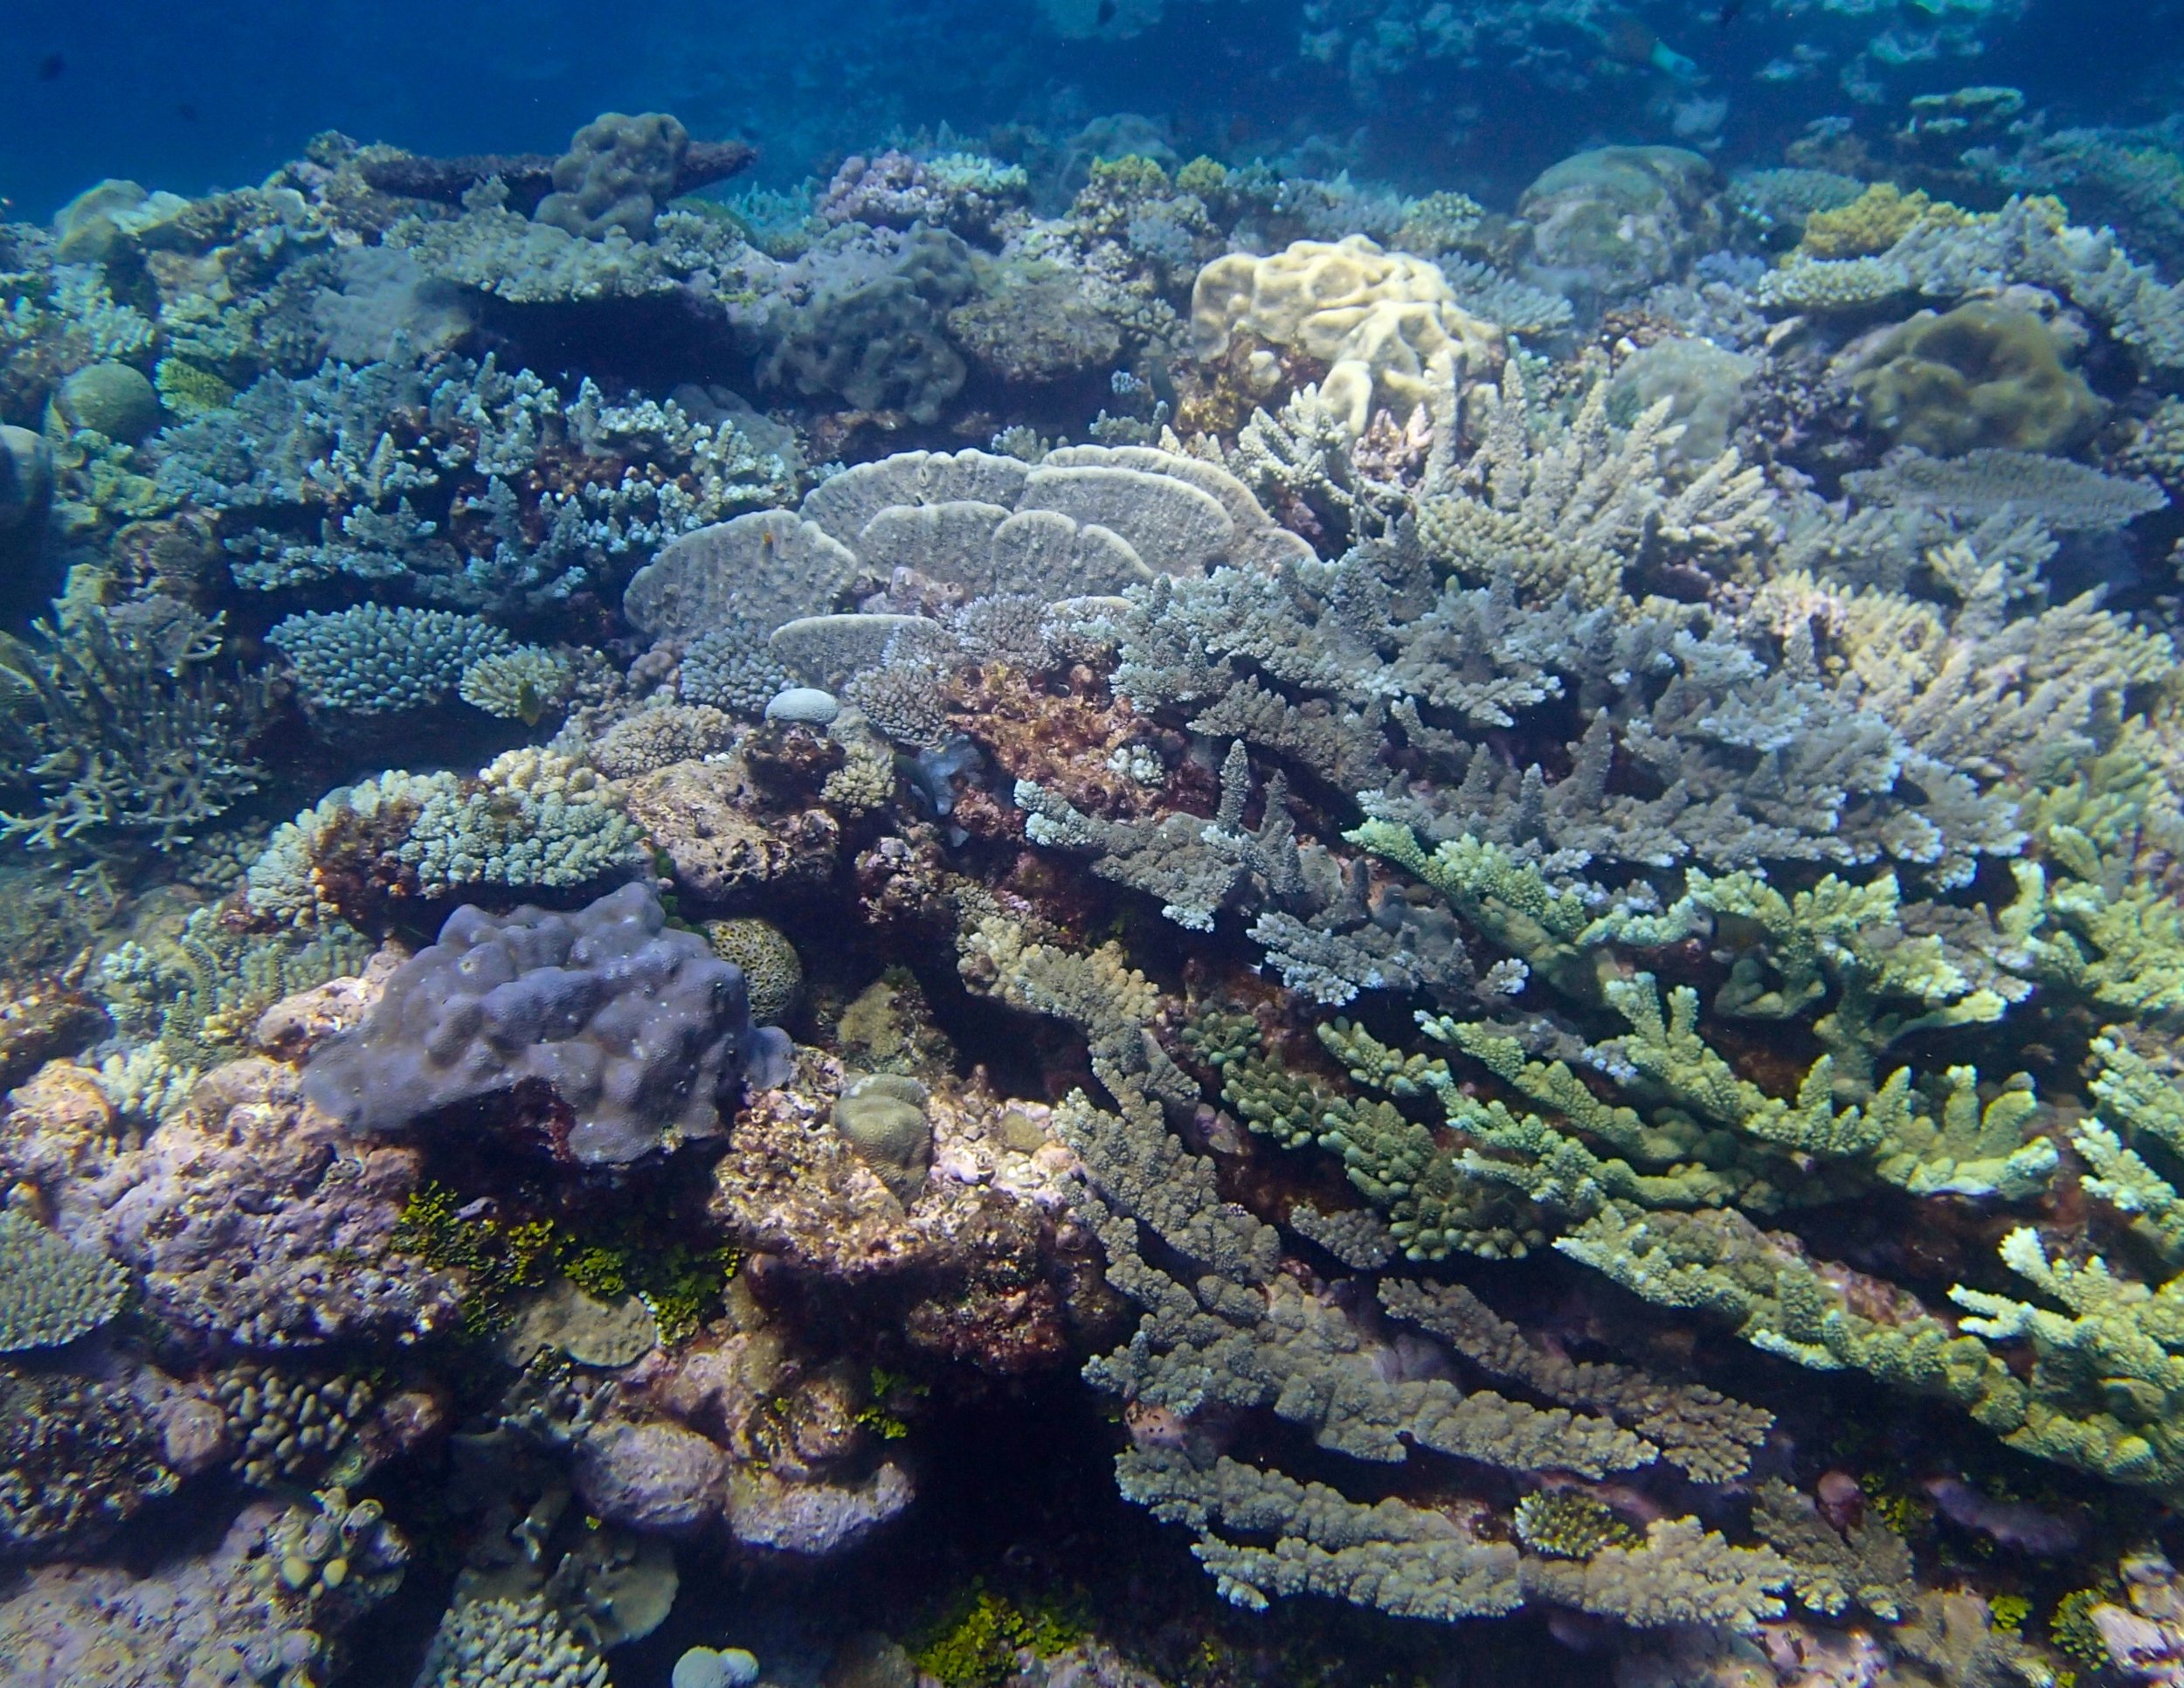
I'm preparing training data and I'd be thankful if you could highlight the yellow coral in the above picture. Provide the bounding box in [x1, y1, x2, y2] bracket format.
[1799, 183, 1966, 259]
[1188, 236, 1503, 434]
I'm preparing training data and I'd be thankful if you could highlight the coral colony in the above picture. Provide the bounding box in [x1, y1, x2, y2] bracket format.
[11, 49, 2184, 1688]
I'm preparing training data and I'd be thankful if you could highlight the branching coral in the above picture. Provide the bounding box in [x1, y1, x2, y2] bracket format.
[0, 1211, 129, 1352]
[0, 598, 271, 859]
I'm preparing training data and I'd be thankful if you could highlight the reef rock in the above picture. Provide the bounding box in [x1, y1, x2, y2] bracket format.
[619, 758, 841, 908]
[88, 1057, 462, 1351]
[574, 1417, 730, 1533]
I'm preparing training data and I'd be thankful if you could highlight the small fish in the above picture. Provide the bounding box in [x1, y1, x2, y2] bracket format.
[176, 101, 199, 121]
[36, 52, 65, 81]
[1095, 0, 1116, 24]
[1717, 0, 1745, 25]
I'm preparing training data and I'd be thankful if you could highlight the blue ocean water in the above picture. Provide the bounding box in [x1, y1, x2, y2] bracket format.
[7, 2, 2184, 1685]
[8, 0, 2183, 218]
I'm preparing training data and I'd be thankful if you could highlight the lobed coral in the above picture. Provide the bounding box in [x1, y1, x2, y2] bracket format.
[1190, 236, 1504, 435]
[304, 881, 791, 1166]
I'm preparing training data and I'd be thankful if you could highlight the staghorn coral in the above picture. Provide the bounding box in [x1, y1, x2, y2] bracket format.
[1751, 1477, 1916, 1619]
[0, 598, 272, 860]
[1413, 356, 1775, 609]
[1056, 1065, 1792, 1630]
[1378, 1278, 1773, 1483]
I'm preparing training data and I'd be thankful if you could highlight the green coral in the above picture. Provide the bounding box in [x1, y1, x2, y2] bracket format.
[2001, 823, 2184, 1022]
[1511, 1491, 1641, 1558]
[395, 1188, 740, 1345]
[0, 1211, 130, 1352]
[563, 1246, 630, 1301]
[911, 1587, 1084, 1688]
[391, 1183, 559, 1336]
[634, 1243, 740, 1345]
[152, 357, 235, 419]
[1684, 866, 2008, 1094]
[2049, 1586, 2116, 1671]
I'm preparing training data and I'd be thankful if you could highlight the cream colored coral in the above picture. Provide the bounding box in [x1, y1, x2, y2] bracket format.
[1190, 236, 1503, 435]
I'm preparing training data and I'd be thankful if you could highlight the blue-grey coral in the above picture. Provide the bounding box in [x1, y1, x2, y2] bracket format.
[1845, 447, 2169, 532]
[402, 751, 646, 893]
[267, 603, 514, 715]
[157, 350, 795, 610]
[302, 881, 793, 1166]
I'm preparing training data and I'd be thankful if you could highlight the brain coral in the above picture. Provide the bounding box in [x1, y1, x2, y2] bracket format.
[1853, 301, 2104, 457]
[302, 881, 793, 1166]
[1190, 236, 1505, 435]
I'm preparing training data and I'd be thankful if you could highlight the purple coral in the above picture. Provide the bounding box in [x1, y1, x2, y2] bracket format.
[302, 882, 792, 1166]
[820, 151, 950, 230]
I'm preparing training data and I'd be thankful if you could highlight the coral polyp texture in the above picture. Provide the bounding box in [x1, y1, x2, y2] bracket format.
[12, 52, 2184, 1688]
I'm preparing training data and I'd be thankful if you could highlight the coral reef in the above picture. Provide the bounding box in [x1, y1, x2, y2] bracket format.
[18, 82, 2184, 1688]
[1189, 236, 1503, 434]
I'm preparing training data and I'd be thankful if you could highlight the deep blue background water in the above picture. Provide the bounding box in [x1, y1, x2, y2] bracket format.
[3, 0, 2183, 221]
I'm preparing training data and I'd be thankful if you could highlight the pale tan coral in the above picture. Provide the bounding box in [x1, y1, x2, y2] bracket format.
[1190, 237, 1504, 434]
